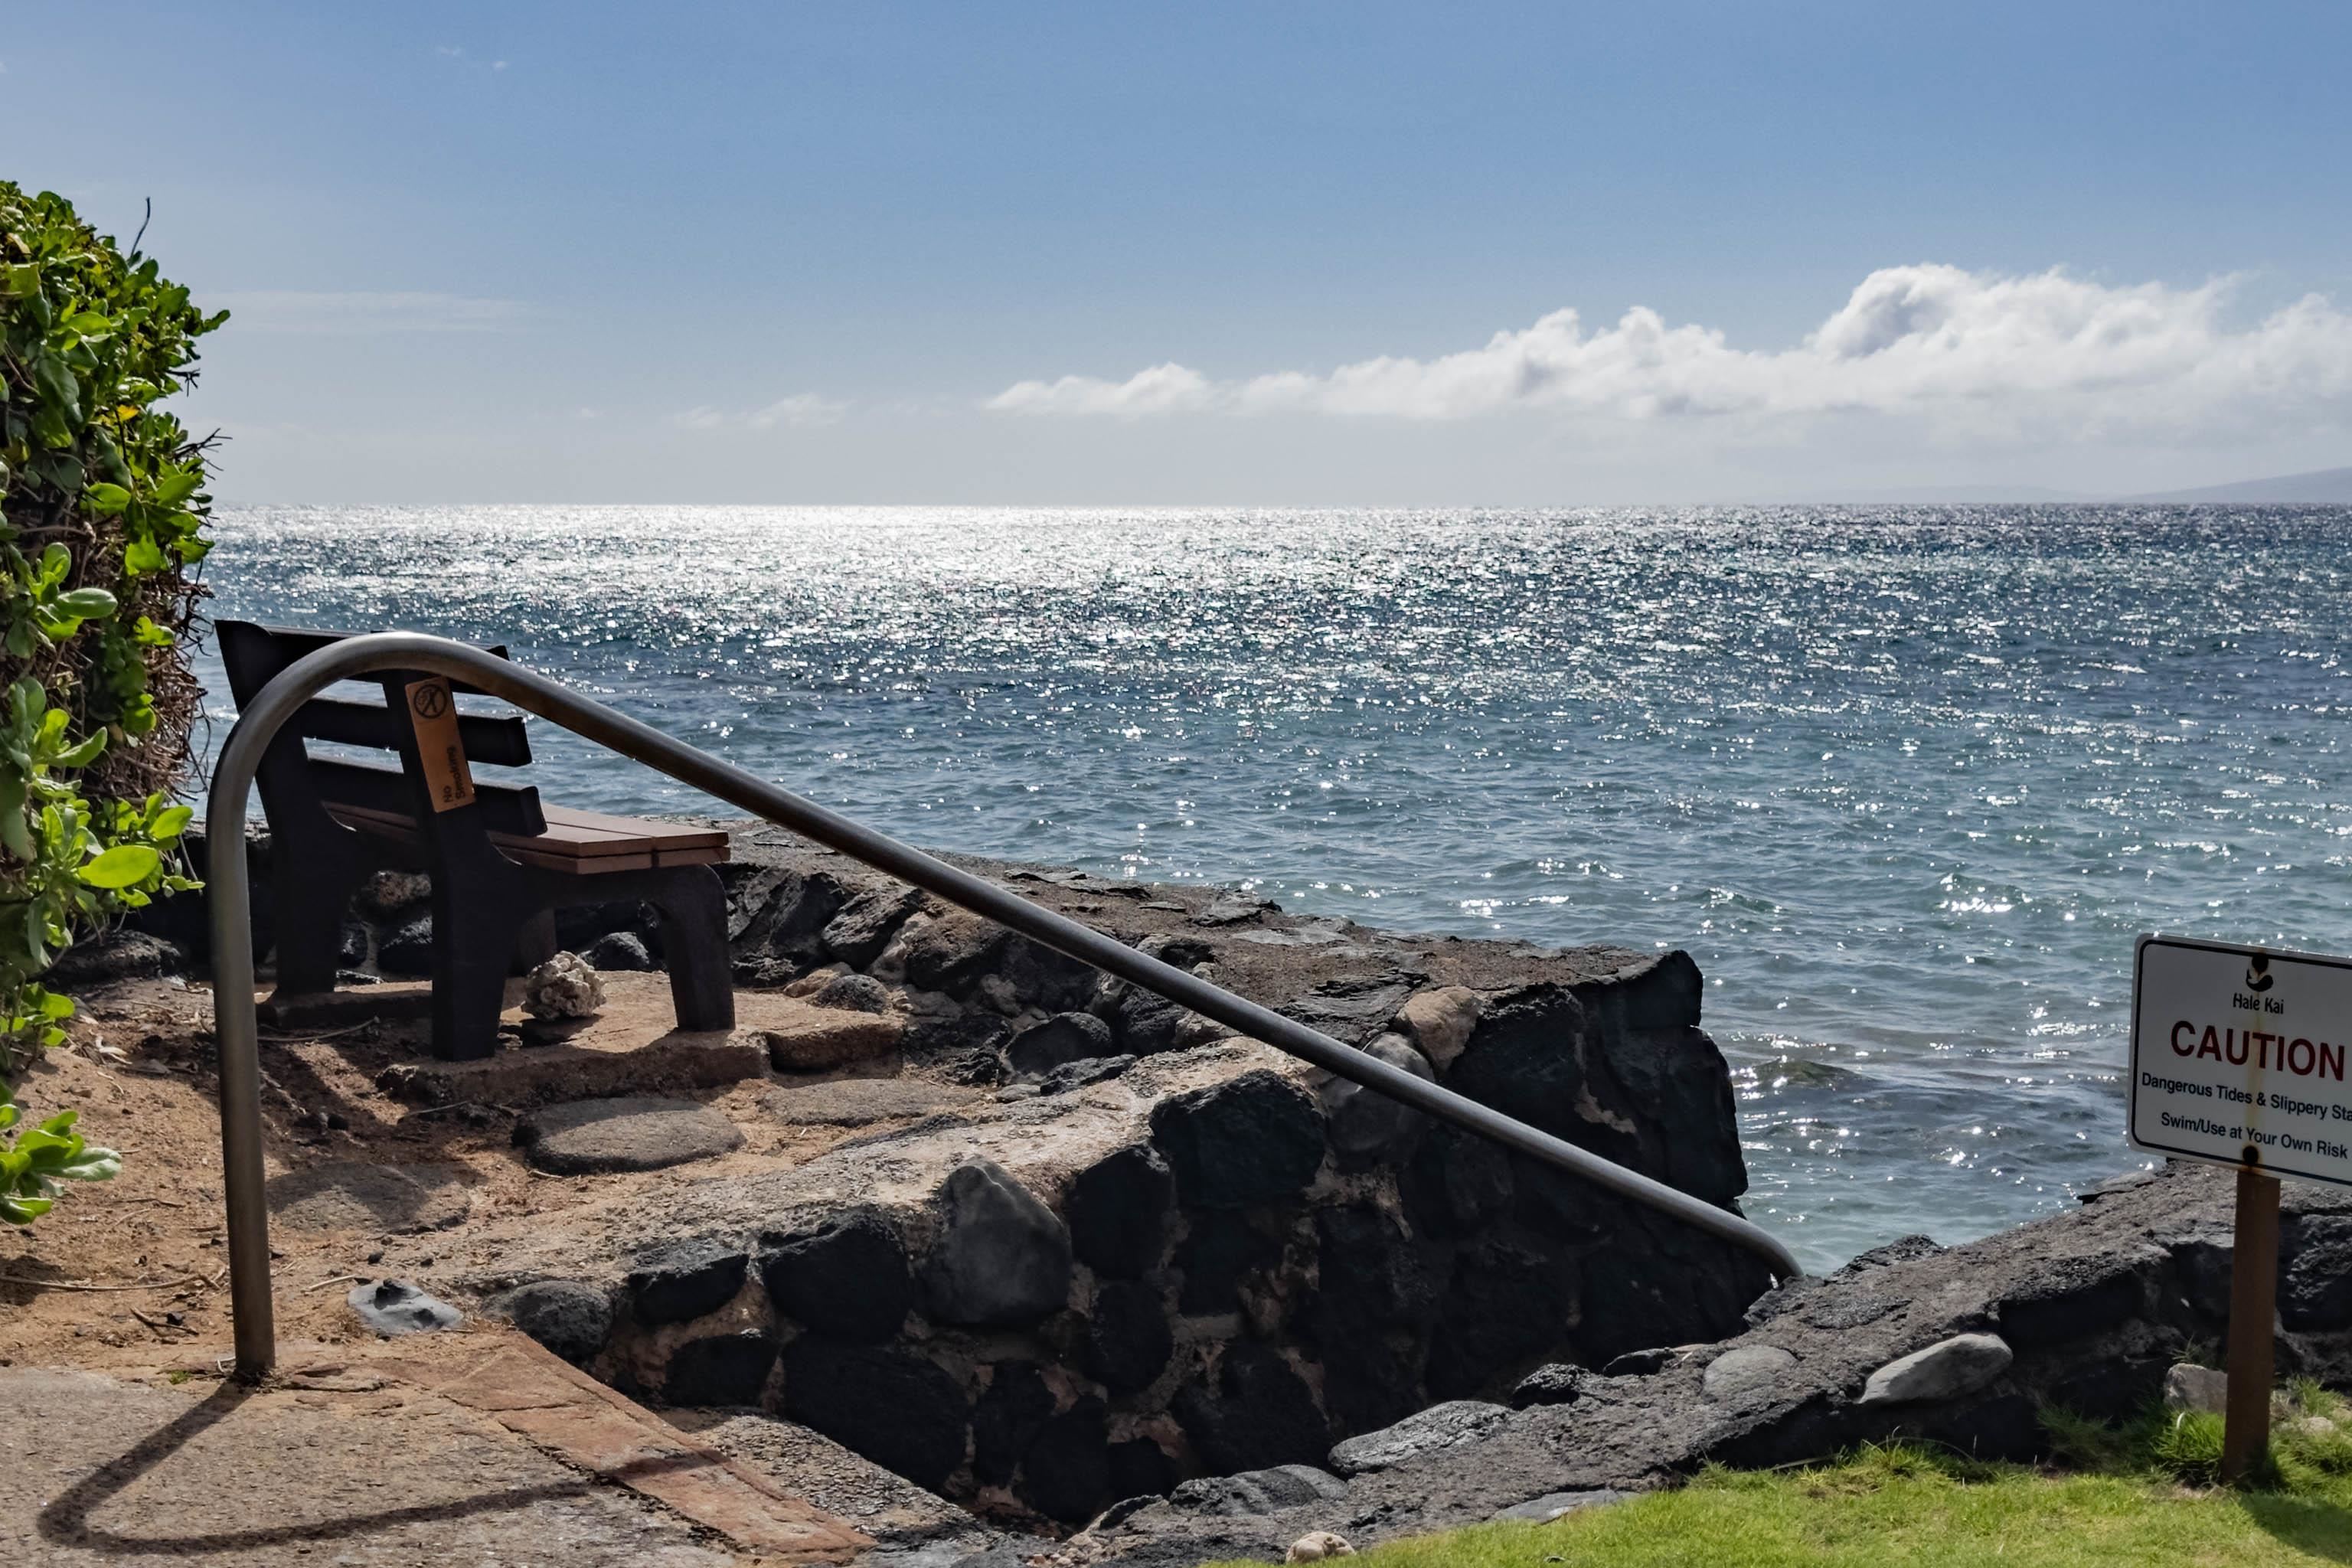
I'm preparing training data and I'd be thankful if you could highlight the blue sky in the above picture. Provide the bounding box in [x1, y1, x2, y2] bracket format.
[8, 2, 2352, 502]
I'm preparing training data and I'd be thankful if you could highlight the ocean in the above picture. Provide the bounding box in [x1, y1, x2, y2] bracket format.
[192, 505, 2352, 1273]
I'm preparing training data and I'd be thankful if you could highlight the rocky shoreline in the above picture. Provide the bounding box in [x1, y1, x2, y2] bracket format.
[80, 822, 2349, 1566]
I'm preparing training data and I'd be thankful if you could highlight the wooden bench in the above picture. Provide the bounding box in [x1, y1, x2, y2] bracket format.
[219, 620, 736, 1060]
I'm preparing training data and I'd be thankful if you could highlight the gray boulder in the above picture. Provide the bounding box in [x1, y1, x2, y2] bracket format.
[348, 1279, 462, 1336]
[921, 1159, 1073, 1326]
[1859, 1333, 2014, 1406]
[1318, 1034, 1435, 1158]
[1701, 1344, 1797, 1401]
[2164, 1362, 2230, 1416]
[516, 1096, 744, 1174]
[1328, 1400, 1511, 1476]
[822, 885, 925, 968]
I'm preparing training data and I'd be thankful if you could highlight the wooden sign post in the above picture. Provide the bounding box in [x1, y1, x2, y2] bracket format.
[2131, 935, 2352, 1481]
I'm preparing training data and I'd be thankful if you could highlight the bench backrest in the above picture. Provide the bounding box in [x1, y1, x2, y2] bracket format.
[216, 620, 548, 837]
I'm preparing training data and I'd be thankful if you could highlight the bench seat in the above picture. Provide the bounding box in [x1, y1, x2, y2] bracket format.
[326, 802, 730, 874]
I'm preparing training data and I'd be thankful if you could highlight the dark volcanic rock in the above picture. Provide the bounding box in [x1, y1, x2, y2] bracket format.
[1328, 1399, 1511, 1476]
[1448, 985, 1602, 1148]
[377, 913, 435, 977]
[1108, 1436, 1181, 1504]
[996, 933, 1102, 1014]
[781, 1338, 970, 1491]
[1151, 1070, 1326, 1210]
[921, 1159, 1073, 1326]
[1996, 1252, 2151, 1348]
[1315, 1204, 1446, 1332]
[1008, 1011, 1117, 1078]
[1040, 1055, 1136, 1095]
[1168, 1462, 1348, 1516]
[1402, 1124, 1516, 1238]
[2283, 1213, 2352, 1331]
[732, 868, 851, 965]
[1281, 976, 1418, 1045]
[899, 911, 1013, 995]
[1175, 1210, 1282, 1315]
[500, 1279, 613, 1364]
[972, 1361, 1056, 1487]
[811, 972, 892, 1013]
[760, 1210, 915, 1341]
[517, 1096, 745, 1175]
[584, 929, 658, 972]
[1510, 1363, 1590, 1407]
[665, 1332, 776, 1406]
[1575, 951, 1748, 1204]
[1018, 1396, 1112, 1523]
[1426, 1233, 1576, 1400]
[1173, 1342, 1329, 1475]
[1068, 1144, 1178, 1280]
[1089, 1279, 1177, 1393]
[821, 885, 924, 968]
[1096, 982, 1191, 1058]
[627, 1237, 751, 1326]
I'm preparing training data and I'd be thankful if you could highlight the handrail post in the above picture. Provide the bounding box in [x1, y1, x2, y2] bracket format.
[204, 632, 1800, 1380]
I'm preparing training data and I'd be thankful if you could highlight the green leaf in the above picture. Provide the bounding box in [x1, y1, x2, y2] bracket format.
[81, 482, 131, 516]
[122, 537, 168, 575]
[62, 310, 113, 338]
[0, 773, 30, 861]
[31, 354, 81, 424]
[53, 730, 107, 768]
[152, 469, 200, 505]
[53, 587, 118, 619]
[2, 1195, 56, 1224]
[77, 844, 160, 888]
[55, 1146, 120, 1183]
[149, 804, 193, 839]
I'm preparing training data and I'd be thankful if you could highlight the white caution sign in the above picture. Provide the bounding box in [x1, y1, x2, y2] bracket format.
[2130, 934, 2352, 1187]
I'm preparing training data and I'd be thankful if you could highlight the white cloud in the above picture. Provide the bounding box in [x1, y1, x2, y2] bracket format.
[988, 265, 2352, 438]
[211, 290, 521, 335]
[748, 393, 846, 429]
[987, 361, 1215, 418]
[667, 394, 847, 432]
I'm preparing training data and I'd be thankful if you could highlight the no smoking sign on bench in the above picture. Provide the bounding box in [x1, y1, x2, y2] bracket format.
[2131, 934, 2352, 1477]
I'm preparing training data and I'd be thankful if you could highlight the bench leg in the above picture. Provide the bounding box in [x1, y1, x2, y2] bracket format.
[650, 866, 735, 1033]
[513, 909, 558, 975]
[430, 893, 527, 1061]
[272, 844, 364, 995]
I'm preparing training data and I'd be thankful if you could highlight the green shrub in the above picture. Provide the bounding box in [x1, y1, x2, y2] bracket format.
[0, 182, 222, 1221]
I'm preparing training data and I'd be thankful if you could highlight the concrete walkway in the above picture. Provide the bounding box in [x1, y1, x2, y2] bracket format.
[6, 1336, 875, 1567]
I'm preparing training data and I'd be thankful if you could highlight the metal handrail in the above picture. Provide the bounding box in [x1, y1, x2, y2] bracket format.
[204, 632, 1801, 1378]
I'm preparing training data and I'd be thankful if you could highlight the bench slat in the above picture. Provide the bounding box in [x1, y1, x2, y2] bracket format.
[327, 802, 724, 874]
[218, 619, 517, 701]
[294, 695, 533, 766]
[312, 758, 547, 838]
[538, 805, 730, 853]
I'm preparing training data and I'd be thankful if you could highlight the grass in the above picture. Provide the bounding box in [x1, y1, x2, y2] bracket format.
[1243, 1388, 2352, 1568]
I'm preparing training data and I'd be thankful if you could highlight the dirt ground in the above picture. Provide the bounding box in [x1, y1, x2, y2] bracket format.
[0, 972, 912, 1369]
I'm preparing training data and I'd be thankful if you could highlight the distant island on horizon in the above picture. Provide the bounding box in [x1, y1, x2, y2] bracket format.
[1786, 464, 2352, 506]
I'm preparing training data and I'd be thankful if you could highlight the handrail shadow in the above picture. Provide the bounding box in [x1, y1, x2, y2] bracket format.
[37, 1378, 720, 1555]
